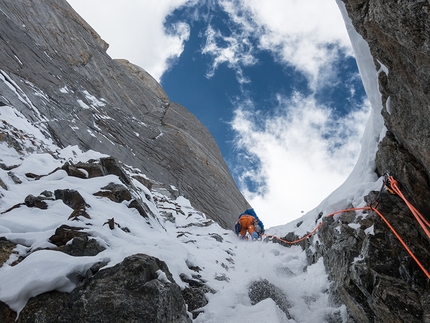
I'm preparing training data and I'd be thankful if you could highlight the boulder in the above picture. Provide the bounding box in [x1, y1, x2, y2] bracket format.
[54, 189, 88, 210]
[14, 254, 191, 323]
[93, 182, 132, 203]
[70, 253, 191, 323]
[180, 273, 215, 319]
[24, 194, 49, 210]
[248, 279, 292, 319]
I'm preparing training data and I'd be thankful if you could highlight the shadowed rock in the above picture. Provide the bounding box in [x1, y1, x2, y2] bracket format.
[54, 189, 88, 210]
[248, 279, 292, 319]
[180, 273, 216, 319]
[93, 182, 132, 203]
[1, 255, 191, 323]
[0, 301, 16, 322]
[24, 194, 49, 210]
[0, 238, 16, 266]
[49, 225, 86, 247]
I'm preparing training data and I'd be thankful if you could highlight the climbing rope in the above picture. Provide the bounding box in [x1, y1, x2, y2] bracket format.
[370, 205, 430, 279]
[263, 174, 430, 279]
[264, 206, 370, 244]
[263, 207, 370, 245]
[385, 175, 430, 239]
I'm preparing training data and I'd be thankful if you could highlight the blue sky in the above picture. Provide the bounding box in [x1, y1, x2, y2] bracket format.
[67, 0, 370, 227]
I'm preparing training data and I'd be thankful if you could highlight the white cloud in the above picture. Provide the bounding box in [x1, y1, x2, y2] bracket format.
[67, 0, 191, 81]
[231, 93, 370, 227]
[203, 0, 353, 89]
[201, 25, 257, 84]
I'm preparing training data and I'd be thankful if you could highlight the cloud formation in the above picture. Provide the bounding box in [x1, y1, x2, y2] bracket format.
[231, 93, 370, 227]
[198, 0, 370, 227]
[67, 0, 191, 81]
[202, 25, 257, 84]
[200, 0, 353, 89]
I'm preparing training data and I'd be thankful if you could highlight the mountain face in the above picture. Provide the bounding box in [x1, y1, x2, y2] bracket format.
[304, 1, 430, 322]
[0, 0, 430, 322]
[342, 0, 430, 214]
[0, 0, 249, 229]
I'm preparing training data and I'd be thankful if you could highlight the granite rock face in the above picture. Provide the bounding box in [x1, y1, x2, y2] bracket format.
[248, 279, 292, 319]
[0, 0, 249, 229]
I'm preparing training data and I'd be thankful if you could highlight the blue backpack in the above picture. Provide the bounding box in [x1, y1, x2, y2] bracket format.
[234, 208, 265, 235]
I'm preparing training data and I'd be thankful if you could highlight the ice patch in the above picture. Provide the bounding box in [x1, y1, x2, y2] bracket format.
[83, 90, 106, 107]
[77, 99, 91, 110]
[364, 224, 374, 235]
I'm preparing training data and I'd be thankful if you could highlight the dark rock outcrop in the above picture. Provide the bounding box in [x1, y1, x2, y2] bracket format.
[54, 189, 88, 210]
[341, 0, 430, 181]
[180, 274, 215, 319]
[49, 225, 105, 257]
[248, 279, 292, 319]
[23, 194, 49, 209]
[0, 0, 249, 228]
[313, 193, 429, 322]
[0, 238, 16, 266]
[0, 254, 191, 323]
[93, 182, 132, 203]
[61, 254, 191, 323]
[49, 225, 86, 246]
[0, 301, 16, 322]
[1, 193, 54, 214]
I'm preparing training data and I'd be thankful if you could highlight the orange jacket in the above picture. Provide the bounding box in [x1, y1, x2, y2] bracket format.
[238, 215, 256, 237]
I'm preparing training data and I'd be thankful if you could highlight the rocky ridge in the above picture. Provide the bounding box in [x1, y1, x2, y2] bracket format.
[0, 120, 211, 321]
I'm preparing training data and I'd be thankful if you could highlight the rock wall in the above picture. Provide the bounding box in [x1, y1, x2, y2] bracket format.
[0, 0, 249, 229]
[309, 1, 430, 322]
[341, 0, 430, 215]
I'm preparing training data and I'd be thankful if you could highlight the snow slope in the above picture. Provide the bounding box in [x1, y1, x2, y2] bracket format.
[0, 104, 349, 322]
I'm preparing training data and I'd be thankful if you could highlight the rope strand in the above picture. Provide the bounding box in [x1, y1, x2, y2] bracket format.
[264, 175, 430, 279]
[387, 176, 430, 238]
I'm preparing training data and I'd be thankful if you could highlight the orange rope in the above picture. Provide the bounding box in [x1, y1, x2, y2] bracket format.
[264, 197, 430, 279]
[387, 176, 430, 239]
[263, 207, 370, 244]
[370, 206, 430, 279]
[264, 222, 323, 245]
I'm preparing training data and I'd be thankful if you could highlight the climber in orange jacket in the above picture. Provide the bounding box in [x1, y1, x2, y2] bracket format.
[238, 215, 257, 239]
[235, 209, 264, 240]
